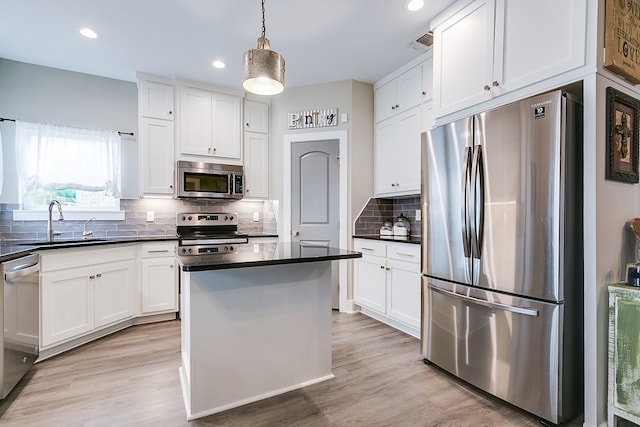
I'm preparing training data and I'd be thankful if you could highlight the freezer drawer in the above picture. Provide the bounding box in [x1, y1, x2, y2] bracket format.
[424, 278, 564, 424]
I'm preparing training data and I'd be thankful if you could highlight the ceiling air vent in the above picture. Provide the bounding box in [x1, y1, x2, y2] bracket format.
[409, 31, 433, 51]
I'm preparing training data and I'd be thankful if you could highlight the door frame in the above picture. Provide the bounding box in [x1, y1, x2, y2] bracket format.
[283, 130, 349, 312]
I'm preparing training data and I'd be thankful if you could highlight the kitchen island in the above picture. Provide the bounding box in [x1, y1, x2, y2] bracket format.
[178, 242, 361, 421]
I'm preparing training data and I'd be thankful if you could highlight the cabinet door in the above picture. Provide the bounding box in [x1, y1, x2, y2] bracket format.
[180, 87, 213, 156]
[375, 80, 398, 123]
[386, 259, 421, 328]
[374, 118, 398, 196]
[244, 100, 269, 134]
[244, 132, 269, 199]
[493, 0, 586, 95]
[395, 107, 421, 195]
[94, 260, 135, 328]
[354, 256, 387, 313]
[41, 268, 94, 347]
[433, 0, 495, 117]
[139, 81, 174, 120]
[395, 67, 422, 114]
[141, 257, 177, 314]
[211, 93, 242, 160]
[140, 117, 175, 196]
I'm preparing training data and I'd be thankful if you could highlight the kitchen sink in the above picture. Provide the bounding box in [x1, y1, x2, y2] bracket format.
[14, 238, 107, 246]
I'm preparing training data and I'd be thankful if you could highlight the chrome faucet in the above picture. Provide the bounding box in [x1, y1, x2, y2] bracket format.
[47, 200, 64, 242]
[83, 217, 96, 239]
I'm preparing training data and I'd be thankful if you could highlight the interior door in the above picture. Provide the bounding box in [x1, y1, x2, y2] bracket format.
[291, 139, 340, 308]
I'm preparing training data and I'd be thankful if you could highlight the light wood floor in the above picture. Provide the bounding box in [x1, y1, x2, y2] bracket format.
[0, 312, 583, 426]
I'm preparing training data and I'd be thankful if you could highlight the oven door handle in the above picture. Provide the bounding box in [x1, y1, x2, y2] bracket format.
[180, 237, 249, 245]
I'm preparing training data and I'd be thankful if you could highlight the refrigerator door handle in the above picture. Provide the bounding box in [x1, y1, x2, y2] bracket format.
[471, 145, 485, 259]
[461, 146, 473, 258]
[429, 285, 540, 317]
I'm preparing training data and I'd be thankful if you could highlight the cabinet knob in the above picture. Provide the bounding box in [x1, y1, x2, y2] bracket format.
[492, 81, 499, 87]
[246, 122, 250, 127]
[484, 85, 491, 91]
[169, 185, 173, 189]
[168, 111, 173, 115]
[169, 264, 174, 269]
[422, 91, 427, 96]
[386, 267, 390, 271]
[96, 273, 102, 278]
[89, 275, 95, 279]
[380, 265, 385, 269]
[391, 105, 396, 110]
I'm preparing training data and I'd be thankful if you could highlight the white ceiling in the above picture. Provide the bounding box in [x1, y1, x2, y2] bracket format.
[0, 0, 455, 92]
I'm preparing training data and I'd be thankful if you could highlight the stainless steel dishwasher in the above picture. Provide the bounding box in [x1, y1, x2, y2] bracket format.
[1, 253, 39, 399]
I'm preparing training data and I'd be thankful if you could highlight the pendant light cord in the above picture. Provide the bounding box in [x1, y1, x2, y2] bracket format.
[261, 0, 266, 38]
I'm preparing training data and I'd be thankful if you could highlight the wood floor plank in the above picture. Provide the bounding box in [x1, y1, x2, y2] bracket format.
[0, 312, 582, 426]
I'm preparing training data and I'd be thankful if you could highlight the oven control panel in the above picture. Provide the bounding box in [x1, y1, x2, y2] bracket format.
[179, 245, 238, 255]
[176, 212, 238, 226]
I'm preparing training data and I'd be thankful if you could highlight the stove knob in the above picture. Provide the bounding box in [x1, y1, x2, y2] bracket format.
[224, 215, 229, 221]
[229, 245, 234, 251]
[181, 248, 186, 254]
[229, 215, 234, 221]
[188, 216, 193, 221]
[188, 248, 193, 254]
[182, 216, 186, 221]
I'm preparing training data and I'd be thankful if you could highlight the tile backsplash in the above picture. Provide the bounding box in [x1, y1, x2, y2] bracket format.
[0, 199, 278, 241]
[354, 196, 420, 236]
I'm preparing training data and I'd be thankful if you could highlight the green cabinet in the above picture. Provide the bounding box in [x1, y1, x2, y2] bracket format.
[609, 284, 640, 426]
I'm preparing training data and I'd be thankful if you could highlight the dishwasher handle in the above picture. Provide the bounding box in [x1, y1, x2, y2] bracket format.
[4, 263, 40, 281]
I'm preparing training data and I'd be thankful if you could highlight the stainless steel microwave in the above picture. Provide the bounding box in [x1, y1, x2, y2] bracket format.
[177, 160, 244, 199]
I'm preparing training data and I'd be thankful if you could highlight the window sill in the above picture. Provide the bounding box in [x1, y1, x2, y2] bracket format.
[13, 210, 125, 221]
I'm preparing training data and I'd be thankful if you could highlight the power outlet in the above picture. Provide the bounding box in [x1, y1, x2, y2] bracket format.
[253, 212, 260, 222]
[146, 211, 155, 222]
[415, 209, 421, 221]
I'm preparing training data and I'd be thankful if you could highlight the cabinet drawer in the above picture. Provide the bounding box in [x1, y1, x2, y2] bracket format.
[386, 242, 420, 263]
[140, 242, 177, 258]
[354, 239, 386, 258]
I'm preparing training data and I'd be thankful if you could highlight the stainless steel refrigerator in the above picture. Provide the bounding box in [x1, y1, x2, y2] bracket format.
[420, 89, 583, 424]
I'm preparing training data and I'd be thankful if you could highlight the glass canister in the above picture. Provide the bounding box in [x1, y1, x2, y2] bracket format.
[626, 262, 640, 287]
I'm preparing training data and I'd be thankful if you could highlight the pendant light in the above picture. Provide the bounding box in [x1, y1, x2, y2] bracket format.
[242, 0, 285, 95]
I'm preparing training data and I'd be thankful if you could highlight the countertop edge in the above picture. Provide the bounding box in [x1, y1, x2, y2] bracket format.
[352, 235, 421, 245]
[180, 252, 362, 272]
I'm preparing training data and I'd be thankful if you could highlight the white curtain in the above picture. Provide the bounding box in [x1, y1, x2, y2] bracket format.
[15, 121, 121, 197]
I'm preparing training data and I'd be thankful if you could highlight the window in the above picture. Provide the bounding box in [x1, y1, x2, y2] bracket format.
[15, 121, 121, 211]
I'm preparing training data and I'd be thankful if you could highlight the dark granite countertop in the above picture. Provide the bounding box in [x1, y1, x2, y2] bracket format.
[0, 235, 179, 263]
[353, 234, 421, 245]
[179, 242, 361, 272]
[0, 233, 280, 263]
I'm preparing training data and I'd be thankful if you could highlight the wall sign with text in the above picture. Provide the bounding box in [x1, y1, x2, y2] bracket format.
[605, 0, 640, 84]
[288, 108, 338, 130]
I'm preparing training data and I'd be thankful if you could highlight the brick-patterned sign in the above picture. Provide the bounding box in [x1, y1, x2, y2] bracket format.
[288, 108, 338, 129]
[604, 0, 640, 84]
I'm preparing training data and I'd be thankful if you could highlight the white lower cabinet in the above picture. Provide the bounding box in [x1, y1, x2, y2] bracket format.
[140, 242, 178, 314]
[40, 245, 136, 348]
[354, 238, 421, 337]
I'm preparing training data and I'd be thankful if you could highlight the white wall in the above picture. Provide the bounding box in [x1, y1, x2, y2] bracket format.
[0, 58, 138, 201]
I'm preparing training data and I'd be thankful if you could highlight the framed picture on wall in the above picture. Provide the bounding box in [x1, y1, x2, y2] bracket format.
[606, 86, 640, 184]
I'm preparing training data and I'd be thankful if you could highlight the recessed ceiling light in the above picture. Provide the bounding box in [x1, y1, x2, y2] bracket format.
[212, 60, 226, 69]
[79, 27, 99, 39]
[407, 0, 424, 11]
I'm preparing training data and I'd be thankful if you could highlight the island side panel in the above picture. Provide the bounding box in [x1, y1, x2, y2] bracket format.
[181, 261, 333, 420]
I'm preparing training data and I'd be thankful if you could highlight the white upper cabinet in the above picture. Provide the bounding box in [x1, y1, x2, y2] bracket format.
[139, 80, 175, 120]
[244, 100, 269, 134]
[433, 0, 587, 118]
[244, 132, 269, 199]
[375, 66, 422, 123]
[433, 0, 495, 117]
[178, 86, 242, 162]
[137, 76, 176, 197]
[374, 107, 421, 197]
[420, 56, 434, 103]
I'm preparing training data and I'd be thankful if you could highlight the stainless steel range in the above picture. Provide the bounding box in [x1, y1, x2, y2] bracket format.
[176, 212, 248, 256]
